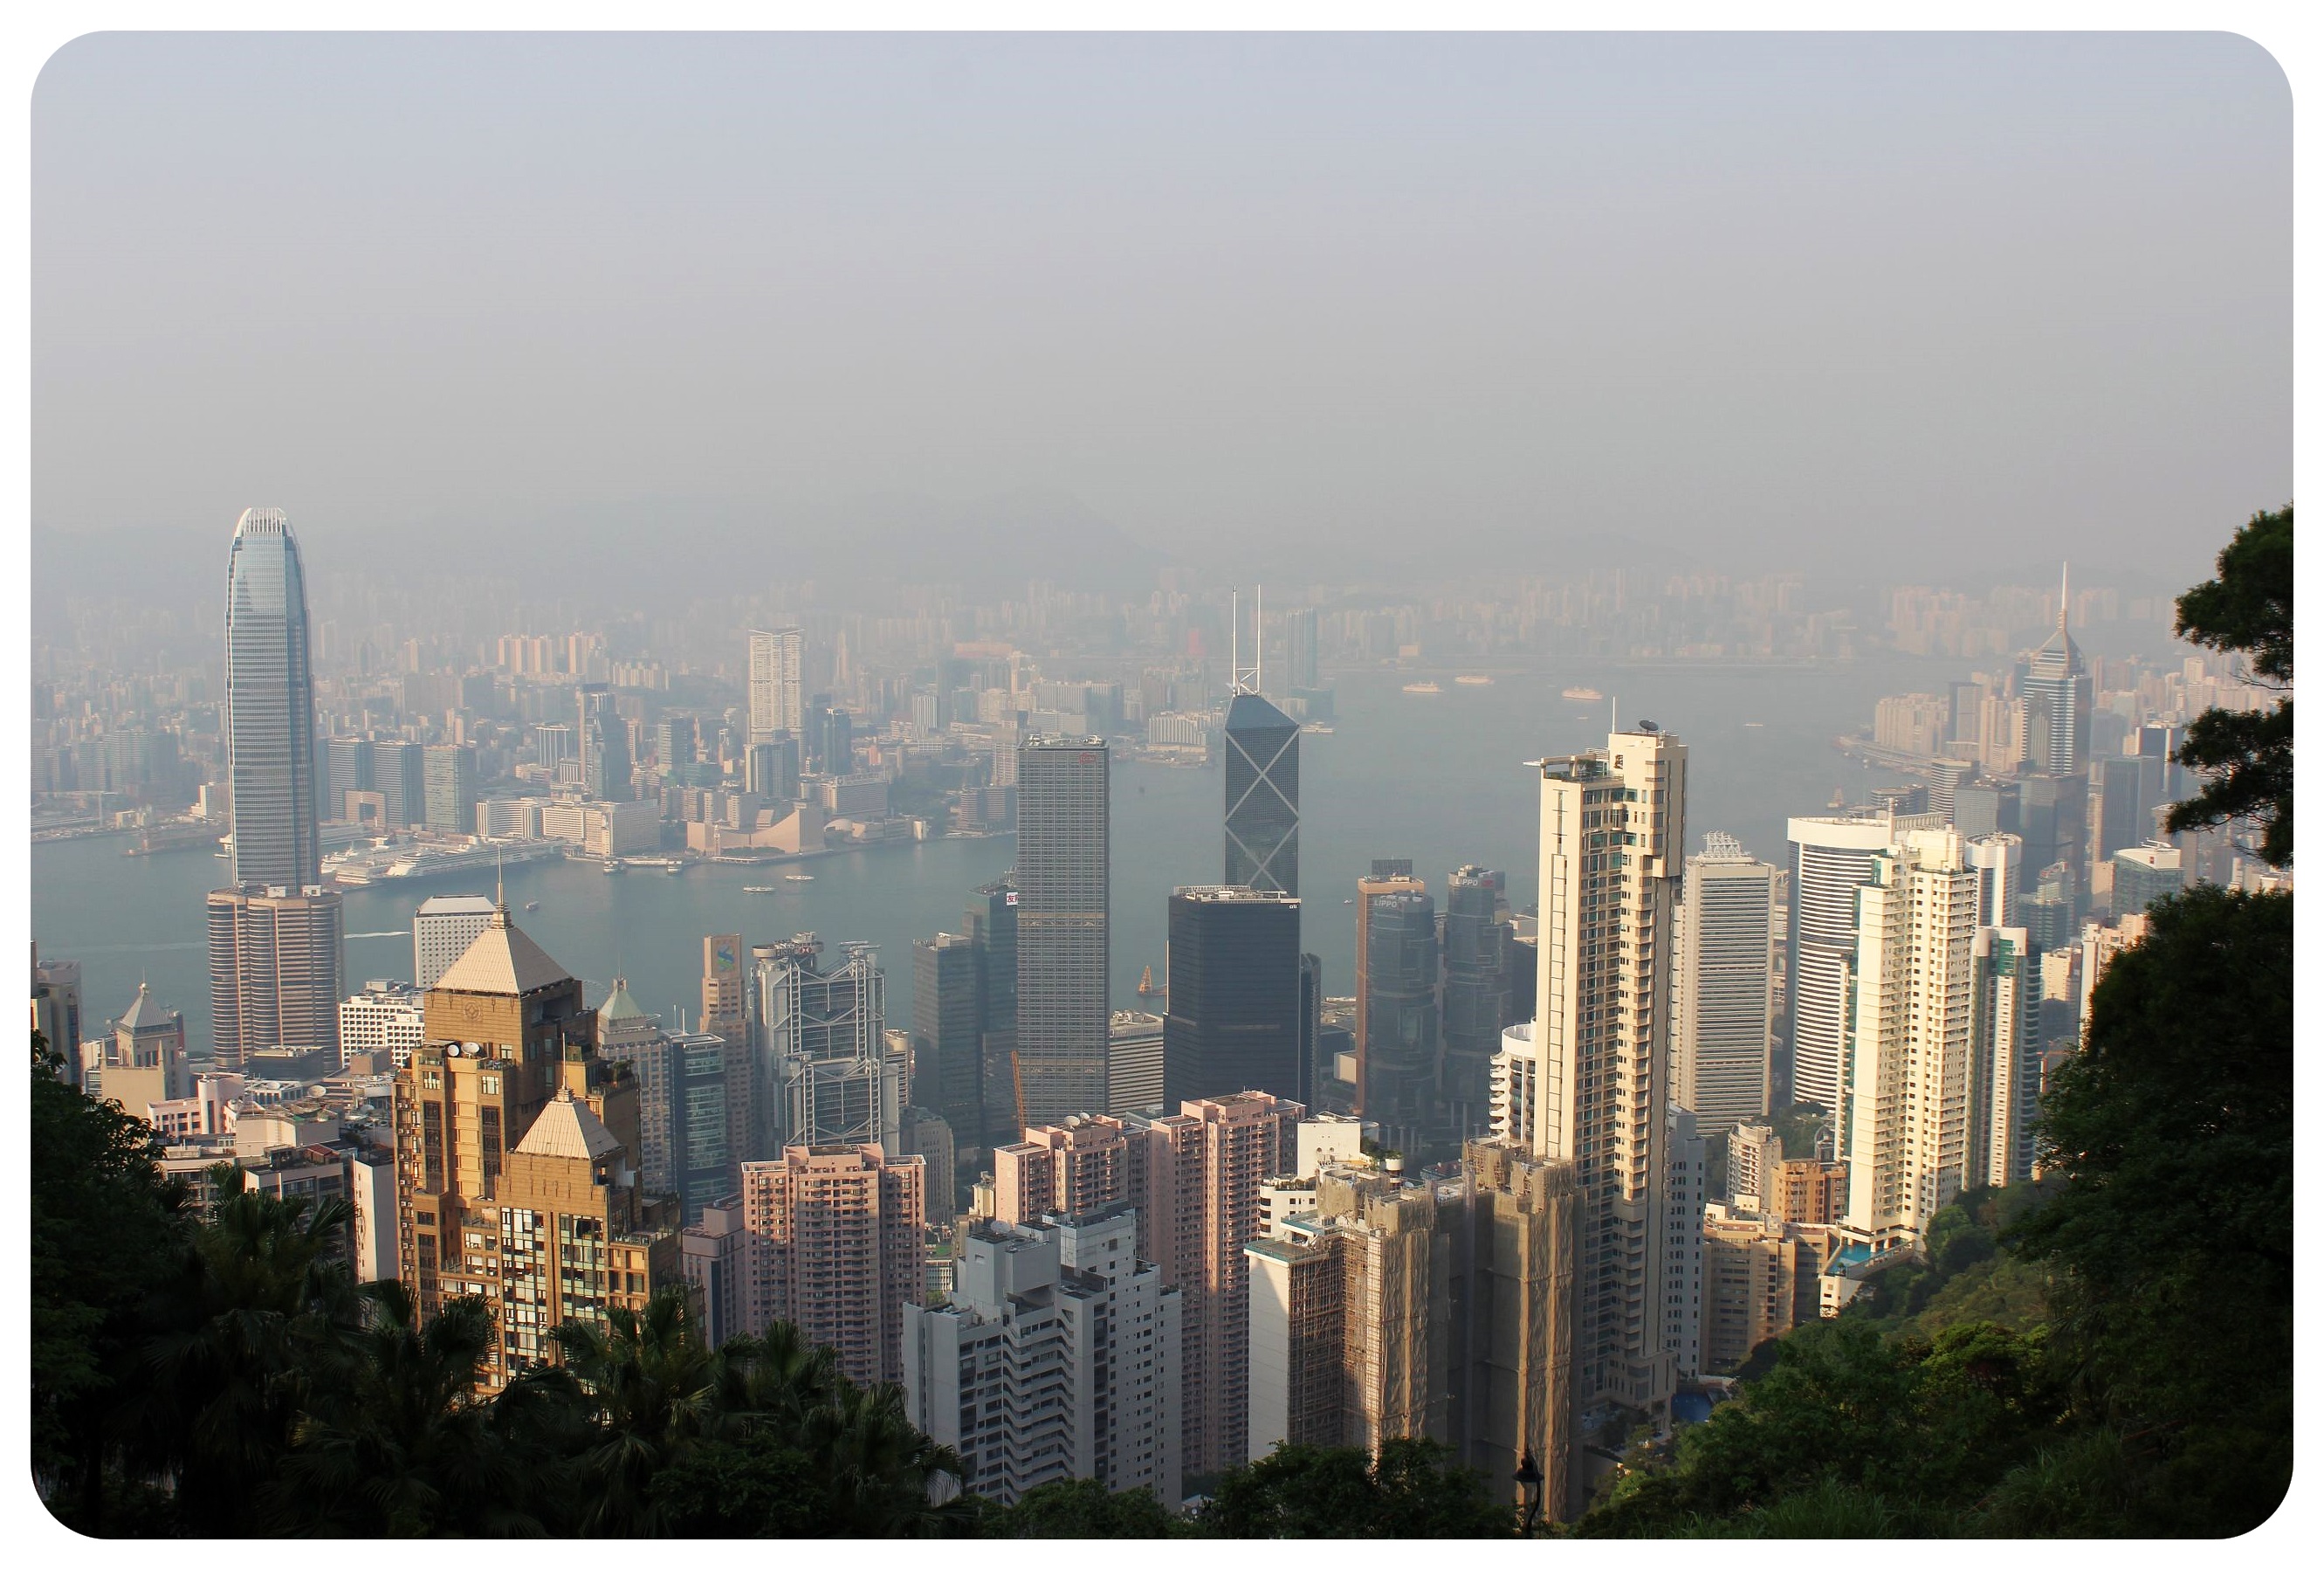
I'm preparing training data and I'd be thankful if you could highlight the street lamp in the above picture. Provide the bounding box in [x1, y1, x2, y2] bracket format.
[1514, 1449, 1544, 1538]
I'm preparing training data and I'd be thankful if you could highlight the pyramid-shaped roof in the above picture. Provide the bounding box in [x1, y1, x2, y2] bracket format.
[433, 910, 572, 995]
[514, 1087, 622, 1160]
[598, 975, 654, 1023]
[115, 982, 175, 1033]
[1224, 691, 1296, 733]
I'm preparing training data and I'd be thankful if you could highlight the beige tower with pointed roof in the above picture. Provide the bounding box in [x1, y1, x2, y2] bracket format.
[394, 904, 677, 1388]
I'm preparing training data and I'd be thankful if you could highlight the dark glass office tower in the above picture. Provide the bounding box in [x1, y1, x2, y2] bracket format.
[1356, 871, 1439, 1152]
[1223, 692, 1299, 895]
[1163, 887, 1302, 1107]
[966, 876, 1019, 1146]
[1014, 739, 1109, 1126]
[223, 508, 321, 888]
[1440, 866, 1514, 1139]
[912, 932, 985, 1180]
[1297, 952, 1323, 1109]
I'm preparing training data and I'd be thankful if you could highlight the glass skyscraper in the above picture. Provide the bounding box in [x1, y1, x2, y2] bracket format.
[1162, 885, 1302, 1108]
[1223, 692, 1299, 895]
[1014, 738, 1110, 1126]
[223, 507, 320, 888]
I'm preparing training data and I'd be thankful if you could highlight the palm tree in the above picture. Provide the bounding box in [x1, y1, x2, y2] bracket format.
[260, 1283, 552, 1536]
[129, 1181, 365, 1534]
[714, 1317, 839, 1443]
[800, 1380, 976, 1538]
[541, 1286, 725, 1535]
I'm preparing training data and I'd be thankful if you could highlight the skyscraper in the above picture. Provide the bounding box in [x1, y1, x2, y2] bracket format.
[752, 936, 899, 1151]
[1968, 926, 2040, 1190]
[422, 743, 477, 833]
[1353, 865, 1436, 1152]
[912, 931, 986, 1179]
[1785, 809, 1922, 1112]
[1015, 738, 1110, 1126]
[1841, 825, 1977, 1244]
[1163, 886, 1303, 1108]
[2021, 567, 2093, 778]
[394, 906, 673, 1388]
[747, 628, 806, 743]
[1522, 725, 1687, 1420]
[1440, 866, 1517, 1139]
[223, 508, 321, 888]
[1672, 834, 1777, 1135]
[206, 885, 344, 1070]
[905, 1204, 1181, 1508]
[375, 740, 424, 829]
[577, 684, 633, 802]
[739, 1144, 925, 1387]
[701, 933, 746, 1053]
[1222, 692, 1299, 895]
[964, 878, 1020, 1148]
[325, 736, 373, 823]
[413, 895, 498, 989]
[596, 978, 674, 1196]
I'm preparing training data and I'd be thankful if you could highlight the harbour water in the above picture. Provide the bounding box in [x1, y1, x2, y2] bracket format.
[32, 659, 1956, 1052]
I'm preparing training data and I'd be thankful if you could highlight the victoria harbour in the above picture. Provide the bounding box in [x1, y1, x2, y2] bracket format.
[38, 658, 1956, 1053]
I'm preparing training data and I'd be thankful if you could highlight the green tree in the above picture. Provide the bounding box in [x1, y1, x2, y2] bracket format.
[531, 1287, 726, 1535]
[1197, 1438, 1512, 1538]
[797, 1379, 978, 1537]
[2167, 505, 2292, 865]
[29, 1032, 192, 1532]
[2006, 885, 2292, 1533]
[650, 1423, 822, 1536]
[981, 1477, 1183, 1537]
[262, 1284, 553, 1536]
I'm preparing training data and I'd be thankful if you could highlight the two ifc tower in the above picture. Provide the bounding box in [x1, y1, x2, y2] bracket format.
[1161, 590, 1310, 1111]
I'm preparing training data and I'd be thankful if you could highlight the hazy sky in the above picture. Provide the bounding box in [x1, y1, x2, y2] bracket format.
[31, 31, 2290, 592]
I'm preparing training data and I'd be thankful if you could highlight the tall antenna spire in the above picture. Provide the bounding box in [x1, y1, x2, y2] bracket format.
[1255, 583, 1264, 693]
[496, 847, 505, 912]
[1229, 586, 1261, 696]
[2059, 561, 2071, 635]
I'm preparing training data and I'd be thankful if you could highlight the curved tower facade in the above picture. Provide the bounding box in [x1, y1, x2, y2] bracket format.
[223, 507, 321, 888]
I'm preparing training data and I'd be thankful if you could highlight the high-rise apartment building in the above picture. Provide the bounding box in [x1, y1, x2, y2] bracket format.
[994, 1093, 1304, 1477]
[1222, 692, 1299, 895]
[1523, 726, 1687, 1419]
[1164, 886, 1303, 1108]
[1965, 832, 2023, 929]
[413, 895, 498, 990]
[739, 1144, 926, 1387]
[1014, 739, 1110, 1126]
[682, 1196, 750, 1349]
[1672, 833, 1777, 1135]
[1700, 1208, 1802, 1374]
[1663, 1107, 1707, 1383]
[1353, 864, 1436, 1152]
[905, 1204, 1180, 1508]
[1447, 1140, 1580, 1520]
[394, 907, 675, 1388]
[223, 508, 321, 889]
[752, 936, 898, 1152]
[31, 946, 85, 1088]
[747, 628, 807, 743]
[1841, 826, 1977, 1245]
[422, 743, 477, 833]
[913, 932, 986, 1181]
[1968, 926, 2041, 1190]
[206, 885, 344, 1070]
[1786, 809, 1932, 1111]
[1245, 1159, 1449, 1461]
[1440, 866, 1519, 1140]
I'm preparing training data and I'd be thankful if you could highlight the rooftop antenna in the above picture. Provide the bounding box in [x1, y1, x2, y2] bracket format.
[1231, 584, 1263, 696]
[2059, 561, 2071, 636]
[495, 848, 505, 912]
[1611, 695, 1619, 735]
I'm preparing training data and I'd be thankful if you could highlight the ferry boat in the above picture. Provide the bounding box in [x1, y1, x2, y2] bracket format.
[1402, 681, 1442, 695]
[743, 885, 780, 894]
[1454, 674, 1494, 686]
[784, 873, 815, 883]
[1562, 685, 1605, 702]
[523, 900, 540, 912]
[664, 861, 687, 875]
[602, 860, 624, 875]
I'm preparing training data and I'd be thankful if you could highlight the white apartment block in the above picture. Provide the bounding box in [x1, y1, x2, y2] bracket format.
[340, 979, 427, 1068]
[748, 628, 806, 743]
[1523, 726, 1688, 1416]
[412, 894, 498, 990]
[904, 1203, 1181, 1509]
[1841, 826, 1977, 1245]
